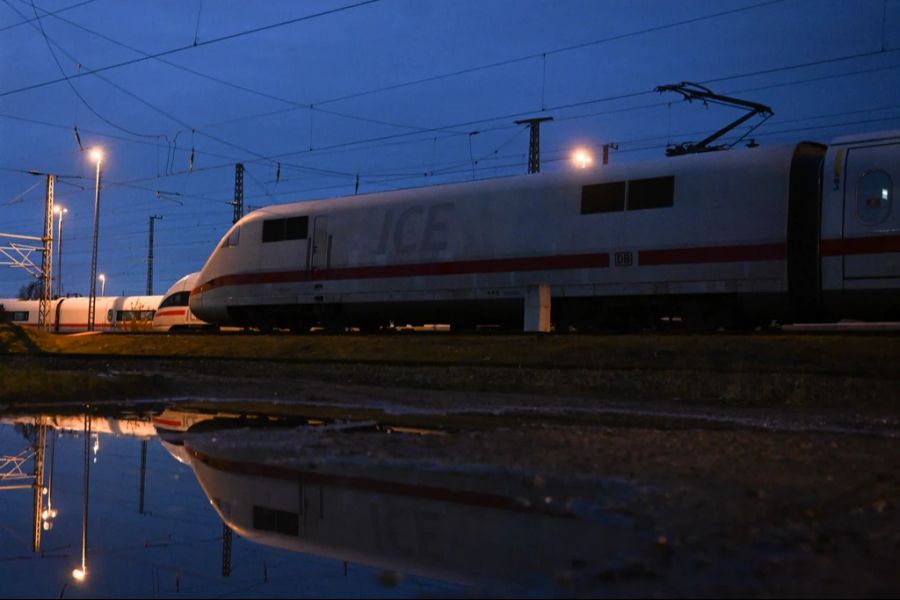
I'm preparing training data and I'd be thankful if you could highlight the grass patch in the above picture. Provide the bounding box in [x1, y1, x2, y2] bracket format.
[2, 323, 898, 409]
[4, 324, 899, 379]
[0, 363, 170, 404]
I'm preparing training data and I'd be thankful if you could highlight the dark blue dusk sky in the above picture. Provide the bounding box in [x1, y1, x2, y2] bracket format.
[1, 0, 899, 297]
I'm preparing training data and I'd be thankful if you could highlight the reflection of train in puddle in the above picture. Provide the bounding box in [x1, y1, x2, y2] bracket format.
[152, 407, 330, 464]
[181, 430, 647, 591]
[2, 413, 156, 437]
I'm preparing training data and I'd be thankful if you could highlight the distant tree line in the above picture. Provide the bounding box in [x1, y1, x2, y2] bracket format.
[17, 279, 42, 300]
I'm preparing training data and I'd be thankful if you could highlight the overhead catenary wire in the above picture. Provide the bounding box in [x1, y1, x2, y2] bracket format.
[2, 2, 898, 295]
[0, 0, 384, 99]
[14, 0, 165, 139]
[18, 0, 467, 138]
[3, 2, 895, 193]
[0, 0, 96, 33]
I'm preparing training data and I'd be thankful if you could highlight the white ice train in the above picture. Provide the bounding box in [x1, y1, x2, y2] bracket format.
[189, 130, 900, 332]
[150, 272, 215, 332]
[0, 294, 161, 332]
[0, 273, 212, 333]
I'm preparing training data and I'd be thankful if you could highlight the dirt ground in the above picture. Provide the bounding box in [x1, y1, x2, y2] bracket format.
[1, 325, 899, 596]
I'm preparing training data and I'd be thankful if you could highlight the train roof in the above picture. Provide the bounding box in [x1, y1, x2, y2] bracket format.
[236, 140, 804, 223]
[830, 129, 900, 146]
[161, 272, 200, 298]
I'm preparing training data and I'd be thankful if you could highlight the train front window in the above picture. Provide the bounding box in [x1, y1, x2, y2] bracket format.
[159, 291, 190, 308]
[857, 169, 892, 225]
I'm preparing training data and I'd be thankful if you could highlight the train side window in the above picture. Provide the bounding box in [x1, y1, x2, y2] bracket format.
[857, 169, 892, 225]
[262, 217, 308, 242]
[262, 219, 283, 242]
[581, 181, 625, 214]
[627, 176, 674, 210]
[116, 310, 155, 321]
[10, 311, 28, 321]
[284, 216, 308, 240]
[252, 505, 299, 536]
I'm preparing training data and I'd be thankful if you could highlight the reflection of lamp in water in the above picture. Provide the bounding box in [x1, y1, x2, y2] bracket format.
[42, 430, 58, 531]
[72, 412, 91, 582]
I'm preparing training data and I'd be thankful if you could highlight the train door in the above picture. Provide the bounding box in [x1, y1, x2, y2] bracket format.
[841, 142, 900, 281]
[310, 216, 329, 276]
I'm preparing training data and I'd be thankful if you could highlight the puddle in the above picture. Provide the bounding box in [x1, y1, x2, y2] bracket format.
[0, 402, 658, 598]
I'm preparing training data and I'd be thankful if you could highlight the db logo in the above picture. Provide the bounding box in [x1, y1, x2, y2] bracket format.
[614, 251, 633, 267]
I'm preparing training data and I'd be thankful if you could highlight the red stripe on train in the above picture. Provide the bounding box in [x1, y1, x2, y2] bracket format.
[193, 242, 796, 295]
[193, 251, 612, 295]
[638, 242, 786, 266]
[821, 234, 900, 257]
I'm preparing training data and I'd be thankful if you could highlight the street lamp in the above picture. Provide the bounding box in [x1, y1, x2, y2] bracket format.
[87, 149, 103, 331]
[98, 274, 106, 296]
[572, 148, 593, 169]
[53, 206, 67, 297]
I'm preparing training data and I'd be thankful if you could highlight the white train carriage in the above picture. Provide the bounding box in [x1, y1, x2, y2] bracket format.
[189, 131, 900, 331]
[0, 295, 161, 332]
[150, 272, 215, 332]
[820, 130, 900, 317]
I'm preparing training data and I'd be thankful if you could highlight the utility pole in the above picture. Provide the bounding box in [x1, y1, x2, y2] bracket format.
[55, 206, 67, 298]
[38, 176, 54, 329]
[146, 215, 162, 295]
[87, 150, 103, 332]
[232, 163, 244, 225]
[514, 116, 553, 174]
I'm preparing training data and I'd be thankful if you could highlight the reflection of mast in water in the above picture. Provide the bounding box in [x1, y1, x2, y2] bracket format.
[0, 417, 49, 553]
[139, 440, 147, 515]
[31, 417, 46, 553]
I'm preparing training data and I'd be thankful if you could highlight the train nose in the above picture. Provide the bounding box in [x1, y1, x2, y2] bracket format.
[188, 288, 211, 321]
[190, 284, 231, 324]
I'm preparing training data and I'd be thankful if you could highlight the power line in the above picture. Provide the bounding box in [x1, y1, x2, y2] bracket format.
[8, 0, 373, 185]
[3, 2, 894, 190]
[14, 0, 164, 139]
[2, 6, 897, 222]
[311, 0, 790, 107]
[19, 0, 465, 138]
[0, 0, 96, 33]
[0, 0, 384, 99]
